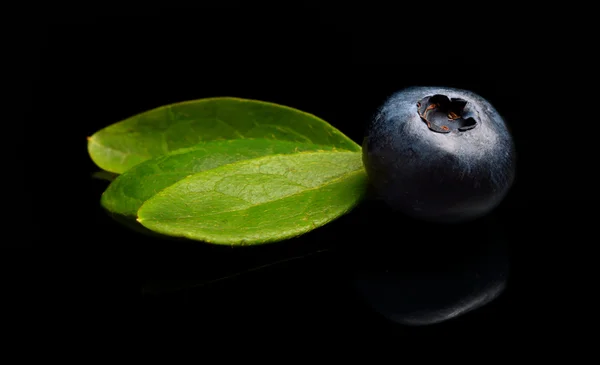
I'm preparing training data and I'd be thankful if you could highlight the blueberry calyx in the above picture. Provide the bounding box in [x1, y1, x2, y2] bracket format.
[417, 94, 477, 134]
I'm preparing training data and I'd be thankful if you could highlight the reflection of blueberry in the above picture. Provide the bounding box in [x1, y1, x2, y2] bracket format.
[363, 86, 516, 223]
[354, 218, 509, 326]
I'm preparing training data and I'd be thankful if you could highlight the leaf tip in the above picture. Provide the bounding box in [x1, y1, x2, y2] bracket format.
[86, 136, 93, 141]
[136, 217, 143, 223]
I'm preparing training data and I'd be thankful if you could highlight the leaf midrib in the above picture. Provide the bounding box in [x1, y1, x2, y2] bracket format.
[109, 142, 359, 211]
[137, 167, 365, 223]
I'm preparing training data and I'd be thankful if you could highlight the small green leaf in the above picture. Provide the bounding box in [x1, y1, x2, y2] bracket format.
[137, 151, 367, 245]
[88, 97, 360, 173]
[100, 139, 336, 219]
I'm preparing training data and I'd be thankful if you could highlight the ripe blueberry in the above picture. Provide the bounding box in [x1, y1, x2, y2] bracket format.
[362, 86, 516, 223]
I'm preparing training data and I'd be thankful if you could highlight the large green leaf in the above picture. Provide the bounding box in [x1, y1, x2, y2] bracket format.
[88, 97, 360, 173]
[100, 139, 336, 219]
[137, 151, 367, 245]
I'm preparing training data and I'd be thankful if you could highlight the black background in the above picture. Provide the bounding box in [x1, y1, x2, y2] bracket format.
[33, 8, 595, 344]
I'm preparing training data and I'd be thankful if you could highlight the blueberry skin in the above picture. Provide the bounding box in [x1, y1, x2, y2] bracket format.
[362, 86, 516, 223]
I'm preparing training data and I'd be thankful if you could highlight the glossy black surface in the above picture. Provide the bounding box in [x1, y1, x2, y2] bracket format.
[34, 10, 593, 342]
[355, 218, 509, 325]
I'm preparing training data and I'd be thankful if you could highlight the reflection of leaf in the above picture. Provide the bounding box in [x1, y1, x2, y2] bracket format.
[88, 97, 360, 173]
[91, 170, 118, 182]
[101, 139, 335, 219]
[137, 151, 367, 245]
[142, 249, 332, 295]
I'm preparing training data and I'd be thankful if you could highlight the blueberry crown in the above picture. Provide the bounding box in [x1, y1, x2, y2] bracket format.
[417, 94, 477, 134]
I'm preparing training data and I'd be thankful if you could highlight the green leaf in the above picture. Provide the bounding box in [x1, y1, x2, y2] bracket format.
[100, 139, 337, 219]
[137, 151, 367, 245]
[88, 97, 361, 173]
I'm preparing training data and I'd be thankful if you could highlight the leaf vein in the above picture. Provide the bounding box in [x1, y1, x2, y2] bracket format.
[140, 168, 364, 222]
[215, 118, 245, 138]
[89, 137, 150, 159]
[252, 123, 313, 143]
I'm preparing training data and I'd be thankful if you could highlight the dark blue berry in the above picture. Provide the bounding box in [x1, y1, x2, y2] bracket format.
[362, 86, 516, 223]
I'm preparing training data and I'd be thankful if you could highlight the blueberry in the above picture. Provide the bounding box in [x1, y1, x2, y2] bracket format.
[362, 86, 516, 222]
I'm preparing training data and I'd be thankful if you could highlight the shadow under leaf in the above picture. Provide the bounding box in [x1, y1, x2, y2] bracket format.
[91, 170, 119, 183]
[107, 212, 187, 241]
[141, 248, 333, 295]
